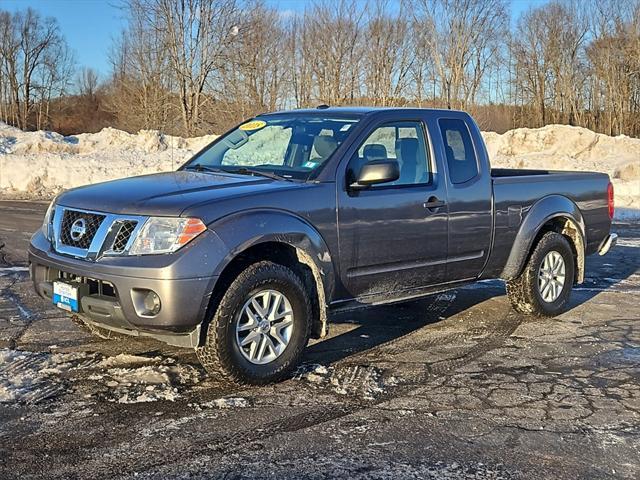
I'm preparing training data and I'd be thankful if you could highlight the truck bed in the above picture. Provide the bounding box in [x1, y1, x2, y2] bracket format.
[493, 168, 569, 177]
[481, 169, 613, 280]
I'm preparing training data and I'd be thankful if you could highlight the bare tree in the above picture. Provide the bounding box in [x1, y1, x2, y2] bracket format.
[3, 0, 638, 138]
[217, 1, 288, 121]
[511, 1, 588, 127]
[286, 15, 313, 108]
[0, 7, 73, 130]
[16, 9, 66, 129]
[411, 0, 509, 109]
[78, 67, 99, 98]
[0, 10, 21, 125]
[34, 36, 74, 130]
[106, 11, 175, 132]
[295, 0, 366, 106]
[119, 0, 241, 135]
[362, 0, 413, 105]
[586, 0, 640, 135]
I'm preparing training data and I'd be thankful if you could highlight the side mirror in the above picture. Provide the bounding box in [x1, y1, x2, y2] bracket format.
[350, 160, 400, 189]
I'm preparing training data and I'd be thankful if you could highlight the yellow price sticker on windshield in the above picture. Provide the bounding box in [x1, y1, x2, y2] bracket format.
[239, 120, 266, 131]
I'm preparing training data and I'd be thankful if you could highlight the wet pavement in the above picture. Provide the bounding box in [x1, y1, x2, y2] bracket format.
[0, 200, 638, 479]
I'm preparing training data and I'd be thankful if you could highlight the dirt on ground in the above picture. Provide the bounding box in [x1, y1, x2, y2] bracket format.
[0, 200, 638, 479]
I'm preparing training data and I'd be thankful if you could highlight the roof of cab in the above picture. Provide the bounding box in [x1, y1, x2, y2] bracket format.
[261, 106, 465, 117]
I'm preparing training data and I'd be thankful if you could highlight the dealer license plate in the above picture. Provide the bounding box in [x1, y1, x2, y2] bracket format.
[53, 281, 79, 312]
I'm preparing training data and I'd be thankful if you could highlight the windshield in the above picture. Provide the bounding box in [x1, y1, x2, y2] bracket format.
[183, 114, 360, 180]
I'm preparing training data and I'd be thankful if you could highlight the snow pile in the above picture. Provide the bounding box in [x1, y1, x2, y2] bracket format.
[88, 354, 204, 404]
[0, 349, 99, 404]
[482, 125, 640, 220]
[97, 353, 161, 368]
[0, 122, 217, 197]
[0, 348, 203, 405]
[0, 121, 637, 220]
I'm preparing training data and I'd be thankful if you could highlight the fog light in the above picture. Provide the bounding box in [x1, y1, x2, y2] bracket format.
[132, 289, 162, 317]
[144, 291, 161, 315]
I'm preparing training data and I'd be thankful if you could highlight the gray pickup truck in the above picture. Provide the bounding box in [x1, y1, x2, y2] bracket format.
[29, 107, 617, 384]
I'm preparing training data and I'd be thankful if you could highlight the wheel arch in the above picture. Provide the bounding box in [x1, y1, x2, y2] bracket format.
[501, 195, 586, 283]
[203, 209, 335, 341]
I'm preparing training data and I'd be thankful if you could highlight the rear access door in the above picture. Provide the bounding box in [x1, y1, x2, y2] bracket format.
[431, 114, 493, 281]
[336, 112, 449, 300]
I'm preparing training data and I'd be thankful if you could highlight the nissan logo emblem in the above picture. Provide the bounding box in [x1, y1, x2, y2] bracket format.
[70, 218, 87, 241]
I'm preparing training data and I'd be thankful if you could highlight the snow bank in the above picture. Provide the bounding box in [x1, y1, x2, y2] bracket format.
[0, 122, 637, 220]
[483, 124, 639, 221]
[0, 122, 217, 197]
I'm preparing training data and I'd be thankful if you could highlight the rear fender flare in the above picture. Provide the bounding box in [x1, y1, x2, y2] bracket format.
[501, 195, 586, 283]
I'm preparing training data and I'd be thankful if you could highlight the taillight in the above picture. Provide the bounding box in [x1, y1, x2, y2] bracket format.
[607, 182, 614, 220]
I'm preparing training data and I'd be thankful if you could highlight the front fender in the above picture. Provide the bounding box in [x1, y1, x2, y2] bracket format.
[208, 209, 336, 303]
[501, 195, 585, 281]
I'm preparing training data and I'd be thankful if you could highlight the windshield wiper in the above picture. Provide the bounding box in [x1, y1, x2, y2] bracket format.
[186, 164, 293, 182]
[184, 164, 223, 173]
[227, 167, 293, 182]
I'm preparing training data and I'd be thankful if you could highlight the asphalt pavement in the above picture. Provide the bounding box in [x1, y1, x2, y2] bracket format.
[0, 200, 638, 479]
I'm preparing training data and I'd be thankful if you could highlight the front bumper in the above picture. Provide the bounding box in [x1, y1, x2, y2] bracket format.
[29, 230, 221, 348]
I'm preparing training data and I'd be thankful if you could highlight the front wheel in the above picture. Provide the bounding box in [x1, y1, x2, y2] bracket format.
[506, 232, 575, 317]
[196, 261, 312, 385]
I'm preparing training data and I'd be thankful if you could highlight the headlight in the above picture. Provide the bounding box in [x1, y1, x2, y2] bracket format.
[129, 217, 207, 255]
[41, 200, 55, 239]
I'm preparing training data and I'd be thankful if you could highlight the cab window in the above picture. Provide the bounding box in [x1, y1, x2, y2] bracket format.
[438, 118, 479, 184]
[348, 121, 431, 186]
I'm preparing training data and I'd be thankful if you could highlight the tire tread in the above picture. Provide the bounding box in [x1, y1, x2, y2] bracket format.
[506, 231, 574, 317]
[196, 261, 311, 385]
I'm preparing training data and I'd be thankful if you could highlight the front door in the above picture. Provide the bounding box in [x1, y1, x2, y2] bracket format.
[337, 119, 448, 300]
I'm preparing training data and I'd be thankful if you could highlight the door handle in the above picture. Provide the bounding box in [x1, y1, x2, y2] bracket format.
[423, 196, 446, 211]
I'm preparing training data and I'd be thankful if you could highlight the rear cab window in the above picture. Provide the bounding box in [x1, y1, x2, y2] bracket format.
[438, 118, 479, 184]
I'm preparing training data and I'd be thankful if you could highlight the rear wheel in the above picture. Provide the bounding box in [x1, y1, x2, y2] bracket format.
[506, 232, 575, 317]
[196, 261, 312, 385]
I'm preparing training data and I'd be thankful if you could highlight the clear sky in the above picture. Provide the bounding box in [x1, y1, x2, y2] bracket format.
[0, 0, 551, 80]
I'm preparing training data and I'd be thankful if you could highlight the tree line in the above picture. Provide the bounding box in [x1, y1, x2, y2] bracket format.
[0, 0, 639, 138]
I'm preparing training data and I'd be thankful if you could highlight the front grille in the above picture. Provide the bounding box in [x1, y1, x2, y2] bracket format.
[59, 209, 105, 249]
[111, 220, 137, 252]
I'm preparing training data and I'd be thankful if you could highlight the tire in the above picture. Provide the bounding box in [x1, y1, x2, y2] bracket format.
[506, 231, 575, 317]
[196, 261, 312, 385]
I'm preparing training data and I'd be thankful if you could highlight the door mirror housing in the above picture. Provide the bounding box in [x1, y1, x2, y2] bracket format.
[350, 160, 400, 189]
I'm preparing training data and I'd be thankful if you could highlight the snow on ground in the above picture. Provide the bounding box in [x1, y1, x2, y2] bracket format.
[0, 266, 30, 276]
[0, 121, 637, 220]
[295, 363, 393, 400]
[197, 397, 250, 409]
[0, 348, 203, 405]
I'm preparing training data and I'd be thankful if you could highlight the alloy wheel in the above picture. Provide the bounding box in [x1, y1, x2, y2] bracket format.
[537, 250, 566, 303]
[235, 289, 294, 364]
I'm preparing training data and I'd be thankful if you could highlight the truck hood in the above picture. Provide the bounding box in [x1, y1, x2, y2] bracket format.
[56, 171, 301, 217]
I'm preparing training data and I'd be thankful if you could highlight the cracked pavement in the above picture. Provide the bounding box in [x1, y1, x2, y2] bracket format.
[0, 200, 638, 479]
